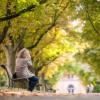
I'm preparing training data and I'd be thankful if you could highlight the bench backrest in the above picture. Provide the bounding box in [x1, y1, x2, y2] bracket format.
[0, 64, 12, 79]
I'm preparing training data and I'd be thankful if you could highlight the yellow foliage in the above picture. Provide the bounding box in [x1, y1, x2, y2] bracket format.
[45, 65, 58, 79]
[0, 67, 5, 76]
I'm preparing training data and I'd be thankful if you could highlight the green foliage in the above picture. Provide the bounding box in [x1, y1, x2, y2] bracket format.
[16, 0, 39, 11]
[0, 68, 7, 87]
[93, 84, 100, 93]
[47, 61, 82, 85]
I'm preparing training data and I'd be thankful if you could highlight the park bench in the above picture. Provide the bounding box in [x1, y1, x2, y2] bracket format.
[0, 64, 43, 90]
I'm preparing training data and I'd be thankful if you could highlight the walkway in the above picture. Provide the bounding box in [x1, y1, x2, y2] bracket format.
[0, 91, 100, 100]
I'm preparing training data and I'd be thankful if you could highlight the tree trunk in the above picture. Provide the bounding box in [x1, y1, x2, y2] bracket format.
[2, 44, 16, 86]
[2, 44, 28, 89]
[7, 48, 16, 74]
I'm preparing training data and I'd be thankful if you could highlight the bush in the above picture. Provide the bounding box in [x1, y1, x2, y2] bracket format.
[93, 84, 100, 93]
[0, 68, 7, 87]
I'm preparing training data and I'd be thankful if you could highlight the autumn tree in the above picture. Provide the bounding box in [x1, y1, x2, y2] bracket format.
[0, 0, 74, 87]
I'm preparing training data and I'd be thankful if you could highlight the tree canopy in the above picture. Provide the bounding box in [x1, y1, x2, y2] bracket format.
[0, 0, 100, 88]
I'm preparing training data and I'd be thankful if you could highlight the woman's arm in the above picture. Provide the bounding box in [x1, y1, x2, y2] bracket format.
[27, 59, 34, 73]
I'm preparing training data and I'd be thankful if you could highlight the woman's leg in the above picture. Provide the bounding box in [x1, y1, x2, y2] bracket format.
[28, 76, 39, 91]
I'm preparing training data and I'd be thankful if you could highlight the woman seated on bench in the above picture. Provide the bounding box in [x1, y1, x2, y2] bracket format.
[15, 48, 39, 91]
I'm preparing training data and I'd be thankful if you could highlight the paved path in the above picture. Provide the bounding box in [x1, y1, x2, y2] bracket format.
[0, 94, 100, 100]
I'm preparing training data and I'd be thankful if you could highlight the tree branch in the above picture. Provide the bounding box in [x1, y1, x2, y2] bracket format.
[32, 34, 56, 61]
[85, 3, 100, 35]
[0, 0, 48, 22]
[35, 54, 62, 76]
[0, 0, 11, 44]
[27, 1, 70, 49]
[14, 33, 25, 52]
[0, 26, 9, 44]
[27, 23, 55, 49]
[0, 64, 6, 70]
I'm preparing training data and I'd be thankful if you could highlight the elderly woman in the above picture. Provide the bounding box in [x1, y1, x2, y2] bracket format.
[15, 48, 39, 91]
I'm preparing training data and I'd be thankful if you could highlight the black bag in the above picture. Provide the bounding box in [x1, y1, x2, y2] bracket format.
[13, 72, 17, 79]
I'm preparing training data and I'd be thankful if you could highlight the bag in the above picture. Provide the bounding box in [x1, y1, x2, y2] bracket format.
[13, 72, 17, 79]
